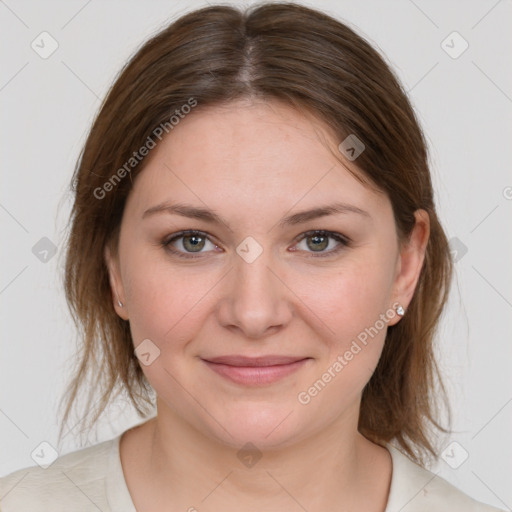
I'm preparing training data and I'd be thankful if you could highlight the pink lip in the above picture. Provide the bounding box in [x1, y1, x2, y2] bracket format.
[202, 355, 310, 386]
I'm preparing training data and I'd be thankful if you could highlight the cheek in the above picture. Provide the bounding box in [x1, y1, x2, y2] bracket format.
[121, 251, 219, 350]
[296, 252, 396, 383]
[293, 268, 393, 411]
[302, 257, 395, 337]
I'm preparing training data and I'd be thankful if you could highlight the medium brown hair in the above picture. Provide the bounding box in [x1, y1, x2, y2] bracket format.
[60, 2, 453, 464]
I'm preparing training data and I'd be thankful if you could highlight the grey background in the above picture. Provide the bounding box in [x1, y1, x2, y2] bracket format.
[1, 0, 511, 508]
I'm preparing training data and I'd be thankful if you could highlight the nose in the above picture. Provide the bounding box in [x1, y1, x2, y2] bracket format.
[215, 247, 294, 339]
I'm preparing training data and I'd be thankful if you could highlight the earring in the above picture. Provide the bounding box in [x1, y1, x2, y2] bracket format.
[117, 300, 123, 308]
[396, 304, 405, 317]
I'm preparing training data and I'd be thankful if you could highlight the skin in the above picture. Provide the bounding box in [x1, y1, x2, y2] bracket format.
[105, 98, 429, 512]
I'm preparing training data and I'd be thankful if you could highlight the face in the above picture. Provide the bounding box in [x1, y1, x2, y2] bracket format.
[106, 99, 428, 449]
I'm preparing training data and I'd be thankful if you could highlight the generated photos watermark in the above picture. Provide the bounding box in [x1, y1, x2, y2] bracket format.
[297, 302, 401, 405]
[93, 97, 198, 200]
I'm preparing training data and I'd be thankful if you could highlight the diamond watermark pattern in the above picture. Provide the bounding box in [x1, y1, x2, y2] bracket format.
[135, 338, 161, 366]
[441, 441, 469, 469]
[237, 442, 262, 468]
[31, 441, 59, 469]
[338, 134, 365, 161]
[31, 31, 59, 59]
[236, 236, 263, 264]
[441, 31, 469, 59]
[32, 237, 58, 263]
[448, 236, 468, 263]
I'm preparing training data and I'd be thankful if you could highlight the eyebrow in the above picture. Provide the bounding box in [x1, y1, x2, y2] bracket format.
[142, 200, 371, 227]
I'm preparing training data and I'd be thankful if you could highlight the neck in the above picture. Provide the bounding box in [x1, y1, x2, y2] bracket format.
[123, 399, 391, 512]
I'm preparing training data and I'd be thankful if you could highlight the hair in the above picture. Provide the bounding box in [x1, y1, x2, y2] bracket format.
[59, 2, 453, 465]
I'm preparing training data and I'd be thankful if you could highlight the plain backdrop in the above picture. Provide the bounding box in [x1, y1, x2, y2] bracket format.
[1, 0, 511, 508]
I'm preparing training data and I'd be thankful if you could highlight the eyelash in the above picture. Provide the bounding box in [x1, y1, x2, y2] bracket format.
[161, 229, 350, 260]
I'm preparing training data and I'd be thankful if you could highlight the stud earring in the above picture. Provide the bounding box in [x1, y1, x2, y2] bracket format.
[396, 304, 405, 317]
[114, 292, 123, 308]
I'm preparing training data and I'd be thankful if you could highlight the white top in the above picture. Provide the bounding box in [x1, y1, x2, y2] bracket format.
[0, 432, 504, 512]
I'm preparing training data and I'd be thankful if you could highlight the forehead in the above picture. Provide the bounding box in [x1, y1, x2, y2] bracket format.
[124, 99, 390, 223]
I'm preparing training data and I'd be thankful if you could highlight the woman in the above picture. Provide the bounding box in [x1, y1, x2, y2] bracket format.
[0, 3, 504, 511]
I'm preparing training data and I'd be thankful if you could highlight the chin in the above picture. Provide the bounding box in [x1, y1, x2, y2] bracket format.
[202, 401, 308, 451]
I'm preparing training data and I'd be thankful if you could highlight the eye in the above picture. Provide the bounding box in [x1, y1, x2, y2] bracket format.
[163, 230, 220, 259]
[161, 229, 350, 260]
[292, 230, 349, 257]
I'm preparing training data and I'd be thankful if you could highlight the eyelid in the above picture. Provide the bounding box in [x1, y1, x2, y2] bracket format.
[162, 230, 221, 259]
[163, 229, 219, 245]
[290, 230, 350, 258]
[291, 229, 351, 246]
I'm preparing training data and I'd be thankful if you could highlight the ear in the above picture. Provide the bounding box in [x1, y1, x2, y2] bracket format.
[388, 209, 430, 326]
[104, 244, 129, 320]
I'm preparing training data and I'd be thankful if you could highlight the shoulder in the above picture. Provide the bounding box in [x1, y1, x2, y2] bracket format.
[0, 436, 118, 512]
[385, 444, 505, 512]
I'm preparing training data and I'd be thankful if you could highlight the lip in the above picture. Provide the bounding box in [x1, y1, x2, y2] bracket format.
[201, 355, 311, 386]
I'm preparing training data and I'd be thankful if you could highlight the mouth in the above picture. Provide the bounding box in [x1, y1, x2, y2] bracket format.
[201, 355, 311, 386]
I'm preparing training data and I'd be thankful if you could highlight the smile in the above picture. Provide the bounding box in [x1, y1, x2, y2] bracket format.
[201, 355, 311, 386]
